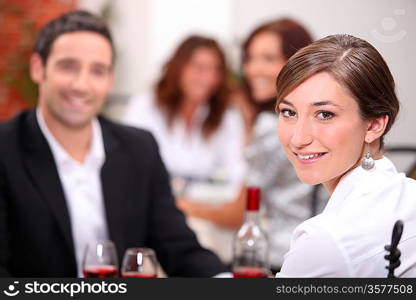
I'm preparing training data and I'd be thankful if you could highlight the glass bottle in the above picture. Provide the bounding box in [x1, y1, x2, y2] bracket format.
[232, 187, 270, 278]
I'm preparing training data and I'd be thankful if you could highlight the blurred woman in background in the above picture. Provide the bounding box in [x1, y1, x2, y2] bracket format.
[123, 35, 246, 189]
[177, 19, 325, 272]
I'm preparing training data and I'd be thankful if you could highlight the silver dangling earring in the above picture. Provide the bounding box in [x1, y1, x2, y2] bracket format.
[361, 151, 375, 170]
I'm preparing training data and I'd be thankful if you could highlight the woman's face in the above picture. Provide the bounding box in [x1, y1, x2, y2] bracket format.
[243, 31, 286, 103]
[277, 72, 370, 192]
[180, 47, 222, 105]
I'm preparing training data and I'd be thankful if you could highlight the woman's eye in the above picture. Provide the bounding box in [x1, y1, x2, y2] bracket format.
[280, 109, 296, 118]
[317, 111, 335, 120]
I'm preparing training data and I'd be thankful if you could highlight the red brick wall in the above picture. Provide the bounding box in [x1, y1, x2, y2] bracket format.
[0, 0, 78, 121]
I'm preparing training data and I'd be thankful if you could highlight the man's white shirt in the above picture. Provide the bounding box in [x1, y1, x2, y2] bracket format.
[36, 109, 108, 277]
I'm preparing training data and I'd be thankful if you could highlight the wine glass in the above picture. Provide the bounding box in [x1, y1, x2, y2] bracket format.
[82, 240, 119, 278]
[121, 248, 158, 278]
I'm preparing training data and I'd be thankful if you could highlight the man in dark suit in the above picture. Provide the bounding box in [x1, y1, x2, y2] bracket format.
[0, 10, 228, 277]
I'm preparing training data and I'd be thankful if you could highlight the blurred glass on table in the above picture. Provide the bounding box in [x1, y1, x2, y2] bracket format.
[82, 240, 119, 278]
[121, 248, 158, 278]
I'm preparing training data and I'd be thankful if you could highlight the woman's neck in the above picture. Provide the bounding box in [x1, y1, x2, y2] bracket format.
[180, 100, 200, 131]
[324, 143, 383, 195]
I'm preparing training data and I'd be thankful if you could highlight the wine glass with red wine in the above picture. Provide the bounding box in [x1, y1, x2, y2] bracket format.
[82, 240, 119, 278]
[121, 248, 158, 278]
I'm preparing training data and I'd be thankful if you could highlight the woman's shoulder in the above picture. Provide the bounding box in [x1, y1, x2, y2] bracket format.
[253, 112, 278, 137]
[219, 107, 245, 133]
[256, 111, 278, 124]
[325, 158, 416, 244]
[122, 91, 161, 126]
[247, 112, 280, 152]
[222, 107, 244, 122]
[279, 215, 354, 277]
[361, 157, 416, 196]
[127, 91, 157, 112]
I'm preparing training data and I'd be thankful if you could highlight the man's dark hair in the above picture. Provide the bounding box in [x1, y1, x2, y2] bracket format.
[34, 10, 115, 65]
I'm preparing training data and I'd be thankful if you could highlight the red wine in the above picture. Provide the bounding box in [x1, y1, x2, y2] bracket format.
[233, 267, 269, 278]
[122, 272, 157, 278]
[83, 265, 118, 278]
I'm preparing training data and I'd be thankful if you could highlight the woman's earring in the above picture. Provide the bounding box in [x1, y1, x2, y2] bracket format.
[361, 151, 375, 170]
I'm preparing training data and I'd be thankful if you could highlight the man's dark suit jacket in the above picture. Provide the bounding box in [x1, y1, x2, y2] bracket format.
[0, 110, 228, 277]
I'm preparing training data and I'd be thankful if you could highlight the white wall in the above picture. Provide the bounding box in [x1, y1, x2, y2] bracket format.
[79, 0, 415, 147]
[149, 0, 233, 89]
[80, 0, 233, 94]
[79, 0, 152, 94]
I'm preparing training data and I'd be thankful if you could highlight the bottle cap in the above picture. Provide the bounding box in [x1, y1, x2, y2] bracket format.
[246, 187, 260, 211]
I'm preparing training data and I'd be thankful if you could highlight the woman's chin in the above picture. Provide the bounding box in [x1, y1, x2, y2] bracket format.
[295, 172, 323, 185]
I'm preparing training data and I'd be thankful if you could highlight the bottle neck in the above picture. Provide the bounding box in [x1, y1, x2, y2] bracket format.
[244, 210, 260, 224]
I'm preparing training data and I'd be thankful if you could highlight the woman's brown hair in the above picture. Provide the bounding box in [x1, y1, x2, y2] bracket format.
[276, 34, 400, 149]
[155, 35, 230, 139]
[242, 18, 313, 114]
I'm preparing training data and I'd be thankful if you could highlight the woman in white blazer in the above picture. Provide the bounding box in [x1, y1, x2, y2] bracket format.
[275, 34, 416, 277]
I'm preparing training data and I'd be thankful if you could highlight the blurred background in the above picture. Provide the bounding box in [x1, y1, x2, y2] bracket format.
[0, 0, 415, 148]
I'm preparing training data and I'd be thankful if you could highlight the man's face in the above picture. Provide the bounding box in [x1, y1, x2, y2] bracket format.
[32, 31, 113, 129]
